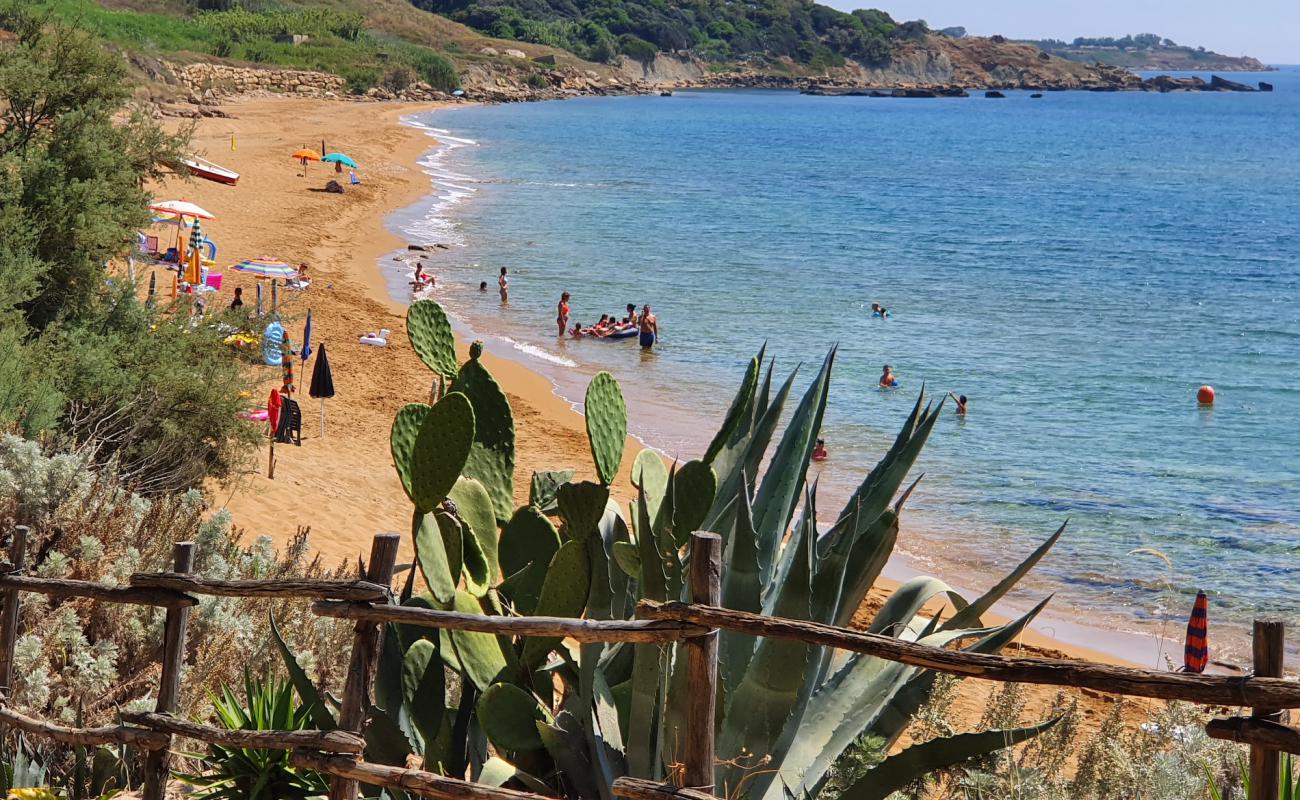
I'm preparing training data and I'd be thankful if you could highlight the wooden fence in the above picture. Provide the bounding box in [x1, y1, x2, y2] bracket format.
[0, 526, 1294, 800]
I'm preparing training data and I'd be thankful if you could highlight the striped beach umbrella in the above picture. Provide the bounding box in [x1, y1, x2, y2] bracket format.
[301, 308, 313, 363]
[1183, 590, 1209, 673]
[281, 338, 295, 395]
[255, 282, 263, 317]
[185, 219, 204, 285]
[230, 257, 297, 279]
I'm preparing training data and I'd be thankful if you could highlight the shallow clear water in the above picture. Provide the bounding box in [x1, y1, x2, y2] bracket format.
[389, 69, 1300, 661]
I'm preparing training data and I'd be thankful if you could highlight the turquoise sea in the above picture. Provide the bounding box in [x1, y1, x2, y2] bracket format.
[387, 68, 1300, 662]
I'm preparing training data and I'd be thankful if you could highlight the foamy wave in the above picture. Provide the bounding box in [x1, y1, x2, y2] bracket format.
[502, 337, 577, 368]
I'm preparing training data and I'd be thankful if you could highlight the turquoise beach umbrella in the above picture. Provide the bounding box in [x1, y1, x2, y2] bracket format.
[321, 153, 358, 169]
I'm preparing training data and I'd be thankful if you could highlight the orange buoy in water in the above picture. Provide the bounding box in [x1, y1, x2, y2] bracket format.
[1197, 385, 1216, 405]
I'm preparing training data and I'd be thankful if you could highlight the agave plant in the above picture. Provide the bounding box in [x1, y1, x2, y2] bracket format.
[276, 299, 1065, 800]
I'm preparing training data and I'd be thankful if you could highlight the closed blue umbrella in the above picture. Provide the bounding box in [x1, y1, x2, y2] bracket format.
[301, 308, 313, 363]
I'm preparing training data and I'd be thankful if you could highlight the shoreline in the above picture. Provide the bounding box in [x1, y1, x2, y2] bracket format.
[169, 94, 1192, 677]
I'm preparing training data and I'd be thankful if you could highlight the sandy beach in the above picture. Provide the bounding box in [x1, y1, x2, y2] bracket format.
[151, 95, 1186, 747]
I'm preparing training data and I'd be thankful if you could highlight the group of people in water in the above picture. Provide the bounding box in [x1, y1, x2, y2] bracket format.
[559, 294, 658, 349]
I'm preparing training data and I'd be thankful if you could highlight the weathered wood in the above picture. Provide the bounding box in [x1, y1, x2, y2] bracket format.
[130, 573, 388, 602]
[143, 542, 196, 800]
[312, 600, 709, 643]
[122, 712, 364, 754]
[0, 706, 169, 750]
[637, 601, 1300, 708]
[0, 526, 29, 704]
[0, 574, 195, 608]
[1207, 717, 1300, 756]
[329, 533, 400, 800]
[297, 751, 553, 800]
[683, 533, 721, 792]
[1249, 620, 1286, 800]
[612, 776, 722, 800]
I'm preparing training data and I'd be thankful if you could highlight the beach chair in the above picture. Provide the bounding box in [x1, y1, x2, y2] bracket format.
[274, 397, 302, 446]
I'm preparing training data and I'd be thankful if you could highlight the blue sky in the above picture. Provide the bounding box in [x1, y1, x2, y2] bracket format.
[823, 1, 1297, 64]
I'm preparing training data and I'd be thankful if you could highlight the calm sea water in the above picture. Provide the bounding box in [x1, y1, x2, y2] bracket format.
[388, 69, 1300, 662]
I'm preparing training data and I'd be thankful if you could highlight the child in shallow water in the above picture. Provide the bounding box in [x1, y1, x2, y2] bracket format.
[570, 323, 584, 338]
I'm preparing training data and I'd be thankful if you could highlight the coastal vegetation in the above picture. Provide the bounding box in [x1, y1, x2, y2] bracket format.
[1023, 33, 1269, 71]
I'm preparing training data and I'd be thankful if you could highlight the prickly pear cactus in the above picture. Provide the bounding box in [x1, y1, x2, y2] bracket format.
[401, 393, 475, 513]
[451, 341, 516, 523]
[447, 590, 508, 691]
[414, 512, 457, 606]
[448, 477, 499, 595]
[407, 299, 459, 381]
[498, 506, 561, 615]
[584, 371, 627, 485]
[631, 449, 668, 521]
[477, 683, 549, 752]
[670, 459, 717, 546]
[521, 540, 591, 668]
[556, 481, 610, 541]
[390, 403, 431, 504]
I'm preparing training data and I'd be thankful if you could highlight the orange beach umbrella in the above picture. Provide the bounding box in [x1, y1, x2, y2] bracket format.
[292, 148, 321, 170]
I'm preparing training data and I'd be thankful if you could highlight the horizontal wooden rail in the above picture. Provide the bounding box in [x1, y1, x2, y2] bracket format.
[131, 573, 388, 602]
[313, 601, 710, 644]
[292, 751, 553, 800]
[0, 574, 195, 608]
[0, 707, 169, 750]
[122, 712, 365, 754]
[638, 601, 1300, 708]
[1207, 717, 1300, 756]
[612, 777, 722, 800]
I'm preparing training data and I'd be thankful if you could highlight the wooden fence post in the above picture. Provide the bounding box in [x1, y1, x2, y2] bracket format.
[329, 533, 401, 800]
[1248, 619, 1285, 800]
[142, 542, 196, 800]
[682, 533, 721, 792]
[0, 525, 30, 740]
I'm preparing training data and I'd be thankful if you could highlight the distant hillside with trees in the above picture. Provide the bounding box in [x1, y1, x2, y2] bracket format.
[1021, 33, 1269, 71]
[407, 0, 929, 70]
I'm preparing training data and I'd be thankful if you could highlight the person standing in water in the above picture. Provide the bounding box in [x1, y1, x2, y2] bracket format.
[879, 365, 897, 388]
[638, 304, 658, 350]
[948, 392, 968, 415]
[498, 267, 509, 302]
[557, 292, 570, 336]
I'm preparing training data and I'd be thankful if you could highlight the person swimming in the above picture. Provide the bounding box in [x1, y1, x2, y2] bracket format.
[570, 322, 584, 338]
[479, 281, 487, 292]
[879, 365, 898, 388]
[812, 438, 828, 462]
[871, 303, 890, 318]
[948, 392, 968, 415]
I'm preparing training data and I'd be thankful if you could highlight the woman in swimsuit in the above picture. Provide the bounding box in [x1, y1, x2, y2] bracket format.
[498, 267, 508, 302]
[557, 292, 570, 336]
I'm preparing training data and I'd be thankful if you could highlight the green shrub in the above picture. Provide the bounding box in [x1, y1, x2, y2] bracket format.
[618, 33, 658, 64]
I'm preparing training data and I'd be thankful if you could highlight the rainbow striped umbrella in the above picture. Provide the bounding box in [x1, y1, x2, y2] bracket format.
[230, 257, 297, 279]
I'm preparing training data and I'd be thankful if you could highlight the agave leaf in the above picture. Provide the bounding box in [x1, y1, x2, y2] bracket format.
[634, 485, 668, 602]
[478, 756, 551, 793]
[705, 365, 798, 532]
[539, 710, 603, 800]
[940, 522, 1067, 631]
[839, 718, 1061, 800]
[521, 541, 591, 669]
[868, 577, 968, 636]
[625, 642, 667, 779]
[365, 700, 419, 768]
[831, 510, 900, 629]
[717, 514, 815, 792]
[529, 469, 574, 513]
[719, 476, 761, 697]
[269, 613, 335, 731]
[702, 349, 763, 465]
[764, 482, 818, 615]
[375, 623, 405, 716]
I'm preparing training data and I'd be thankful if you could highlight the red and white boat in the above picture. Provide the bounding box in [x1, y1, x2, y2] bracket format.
[182, 155, 240, 186]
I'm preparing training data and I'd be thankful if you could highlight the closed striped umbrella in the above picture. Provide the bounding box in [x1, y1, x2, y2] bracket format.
[282, 340, 295, 395]
[185, 219, 204, 285]
[230, 257, 297, 279]
[1183, 590, 1209, 673]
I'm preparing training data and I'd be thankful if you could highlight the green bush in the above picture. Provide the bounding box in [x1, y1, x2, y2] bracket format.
[618, 33, 657, 64]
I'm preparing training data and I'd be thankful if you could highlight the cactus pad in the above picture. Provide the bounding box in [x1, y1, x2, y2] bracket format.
[451, 351, 516, 523]
[403, 393, 475, 513]
[448, 477, 499, 593]
[612, 541, 642, 578]
[584, 371, 627, 485]
[499, 506, 561, 614]
[407, 299, 458, 380]
[414, 512, 457, 606]
[390, 403, 431, 504]
[556, 481, 610, 541]
[631, 449, 668, 521]
[521, 541, 591, 668]
[671, 460, 717, 545]
[477, 683, 548, 752]
[401, 639, 445, 744]
[447, 590, 508, 691]
[529, 470, 574, 512]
